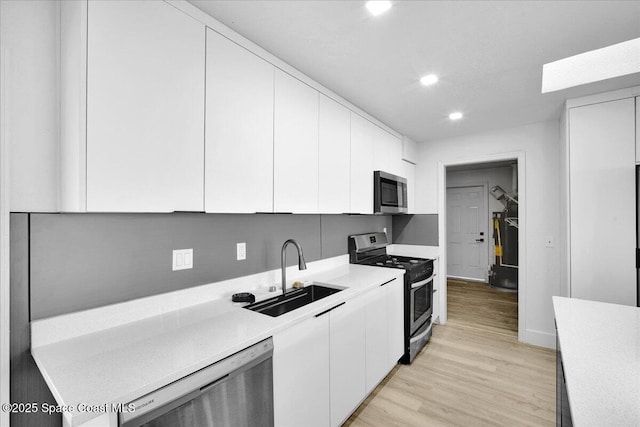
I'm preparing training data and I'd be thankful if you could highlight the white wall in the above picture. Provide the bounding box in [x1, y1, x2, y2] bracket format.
[446, 165, 516, 269]
[416, 120, 561, 348]
[1, 0, 59, 212]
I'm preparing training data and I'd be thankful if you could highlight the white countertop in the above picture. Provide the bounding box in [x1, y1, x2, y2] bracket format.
[553, 297, 640, 427]
[32, 263, 403, 427]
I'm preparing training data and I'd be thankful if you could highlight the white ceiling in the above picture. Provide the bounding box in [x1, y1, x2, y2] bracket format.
[189, 0, 640, 143]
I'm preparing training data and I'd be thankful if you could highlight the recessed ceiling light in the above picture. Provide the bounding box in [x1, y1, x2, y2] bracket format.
[449, 112, 463, 120]
[420, 74, 439, 86]
[366, 1, 392, 16]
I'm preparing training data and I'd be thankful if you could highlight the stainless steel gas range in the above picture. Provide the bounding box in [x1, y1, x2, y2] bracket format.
[348, 232, 434, 364]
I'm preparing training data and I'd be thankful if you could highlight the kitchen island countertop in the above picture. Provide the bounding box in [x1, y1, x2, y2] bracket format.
[553, 296, 640, 427]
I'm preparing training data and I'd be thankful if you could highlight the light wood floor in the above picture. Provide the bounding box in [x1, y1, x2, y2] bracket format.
[344, 279, 556, 427]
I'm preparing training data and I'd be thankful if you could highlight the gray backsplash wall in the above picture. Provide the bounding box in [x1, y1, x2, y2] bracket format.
[392, 214, 439, 246]
[26, 213, 392, 320]
[9, 212, 429, 427]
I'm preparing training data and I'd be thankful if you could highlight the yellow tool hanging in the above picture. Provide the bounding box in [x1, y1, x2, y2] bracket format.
[494, 218, 503, 264]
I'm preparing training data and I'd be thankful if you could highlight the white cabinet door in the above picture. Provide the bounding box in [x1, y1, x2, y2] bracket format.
[319, 95, 351, 214]
[86, 1, 205, 212]
[372, 127, 403, 177]
[274, 70, 319, 213]
[402, 136, 417, 165]
[329, 298, 366, 427]
[273, 314, 330, 427]
[386, 277, 405, 369]
[402, 160, 416, 214]
[387, 134, 404, 177]
[569, 98, 636, 305]
[432, 259, 440, 323]
[205, 29, 274, 213]
[372, 125, 389, 173]
[636, 97, 640, 164]
[363, 284, 389, 393]
[350, 113, 374, 214]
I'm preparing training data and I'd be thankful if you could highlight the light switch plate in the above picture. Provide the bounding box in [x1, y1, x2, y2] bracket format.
[237, 243, 246, 261]
[173, 249, 193, 271]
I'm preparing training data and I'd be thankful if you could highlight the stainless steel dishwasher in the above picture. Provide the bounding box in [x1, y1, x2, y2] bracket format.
[119, 338, 274, 427]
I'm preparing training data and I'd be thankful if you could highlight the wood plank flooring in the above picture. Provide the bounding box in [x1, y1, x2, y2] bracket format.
[344, 279, 555, 427]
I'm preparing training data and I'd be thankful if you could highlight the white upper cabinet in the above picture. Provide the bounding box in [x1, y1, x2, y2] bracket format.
[388, 134, 404, 177]
[84, 0, 205, 212]
[205, 29, 274, 213]
[372, 126, 403, 177]
[273, 70, 319, 213]
[402, 135, 418, 164]
[319, 95, 351, 214]
[55, 1, 406, 214]
[372, 125, 388, 172]
[350, 113, 374, 214]
[569, 97, 636, 305]
[402, 160, 416, 214]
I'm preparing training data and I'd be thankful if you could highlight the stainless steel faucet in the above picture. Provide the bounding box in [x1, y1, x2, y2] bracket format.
[281, 239, 307, 295]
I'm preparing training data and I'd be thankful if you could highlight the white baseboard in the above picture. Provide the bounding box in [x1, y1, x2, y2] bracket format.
[522, 329, 556, 349]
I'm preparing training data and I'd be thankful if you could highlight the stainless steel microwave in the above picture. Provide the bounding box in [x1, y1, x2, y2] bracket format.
[374, 170, 408, 214]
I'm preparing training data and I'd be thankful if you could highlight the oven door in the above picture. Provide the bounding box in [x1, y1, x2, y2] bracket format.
[409, 274, 433, 335]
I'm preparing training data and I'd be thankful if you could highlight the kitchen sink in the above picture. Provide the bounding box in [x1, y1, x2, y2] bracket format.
[245, 284, 342, 317]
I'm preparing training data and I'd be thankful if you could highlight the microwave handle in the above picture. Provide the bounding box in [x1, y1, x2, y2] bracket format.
[410, 274, 434, 289]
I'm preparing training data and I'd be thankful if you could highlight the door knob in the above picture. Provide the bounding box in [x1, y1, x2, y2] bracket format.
[476, 238, 484, 242]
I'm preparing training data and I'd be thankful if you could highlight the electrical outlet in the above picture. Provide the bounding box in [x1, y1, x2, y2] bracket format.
[237, 242, 246, 260]
[545, 236, 554, 248]
[173, 249, 193, 271]
[383, 227, 387, 235]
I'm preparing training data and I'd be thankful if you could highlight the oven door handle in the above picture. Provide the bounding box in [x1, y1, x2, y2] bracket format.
[410, 323, 432, 343]
[410, 274, 434, 289]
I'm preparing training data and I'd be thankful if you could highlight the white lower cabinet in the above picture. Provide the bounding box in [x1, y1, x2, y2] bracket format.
[363, 284, 389, 393]
[273, 313, 330, 427]
[386, 277, 405, 370]
[431, 258, 440, 323]
[364, 277, 404, 393]
[273, 275, 403, 427]
[330, 299, 366, 427]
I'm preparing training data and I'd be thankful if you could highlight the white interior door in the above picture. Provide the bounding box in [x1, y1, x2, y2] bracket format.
[446, 186, 488, 281]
